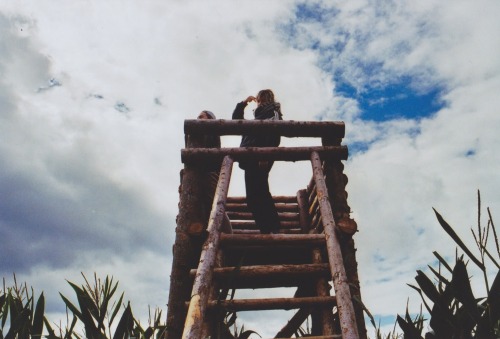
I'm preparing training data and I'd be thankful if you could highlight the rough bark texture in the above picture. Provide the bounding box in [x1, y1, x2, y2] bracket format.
[297, 189, 311, 233]
[182, 156, 234, 339]
[166, 133, 224, 339]
[168, 119, 366, 337]
[275, 307, 312, 337]
[311, 151, 359, 339]
[322, 138, 366, 339]
[184, 119, 345, 138]
[219, 233, 325, 246]
[207, 296, 336, 312]
[312, 248, 337, 336]
[182, 145, 348, 163]
[165, 170, 205, 338]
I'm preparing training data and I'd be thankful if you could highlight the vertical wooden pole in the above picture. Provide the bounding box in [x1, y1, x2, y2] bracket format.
[310, 151, 359, 339]
[297, 189, 310, 233]
[312, 248, 336, 335]
[183, 156, 234, 339]
[166, 135, 207, 339]
[322, 137, 366, 339]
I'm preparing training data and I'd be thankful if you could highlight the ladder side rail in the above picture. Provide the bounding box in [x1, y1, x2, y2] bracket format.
[182, 155, 234, 339]
[184, 119, 345, 138]
[310, 151, 359, 339]
[275, 307, 312, 337]
[312, 247, 337, 335]
[181, 145, 348, 164]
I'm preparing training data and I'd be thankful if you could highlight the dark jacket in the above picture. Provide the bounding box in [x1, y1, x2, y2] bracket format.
[231, 101, 282, 148]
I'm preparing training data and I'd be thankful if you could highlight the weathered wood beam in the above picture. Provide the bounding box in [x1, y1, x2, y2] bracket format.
[311, 151, 359, 339]
[191, 263, 330, 279]
[181, 146, 348, 164]
[297, 189, 310, 233]
[275, 307, 312, 338]
[228, 195, 297, 204]
[227, 211, 299, 221]
[182, 156, 234, 339]
[312, 248, 336, 335]
[219, 233, 325, 246]
[232, 229, 302, 235]
[206, 296, 336, 312]
[184, 119, 345, 138]
[231, 220, 300, 230]
[226, 202, 298, 212]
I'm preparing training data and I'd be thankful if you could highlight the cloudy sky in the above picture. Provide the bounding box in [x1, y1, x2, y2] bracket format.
[1, 0, 499, 337]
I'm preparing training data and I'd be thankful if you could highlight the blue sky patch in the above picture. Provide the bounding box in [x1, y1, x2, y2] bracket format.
[337, 79, 445, 122]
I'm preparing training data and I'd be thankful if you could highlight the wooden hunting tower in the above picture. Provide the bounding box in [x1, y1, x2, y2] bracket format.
[166, 119, 367, 339]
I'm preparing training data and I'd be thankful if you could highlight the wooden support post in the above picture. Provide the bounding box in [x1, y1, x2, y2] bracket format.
[312, 248, 336, 335]
[182, 156, 234, 339]
[297, 189, 310, 233]
[165, 134, 208, 339]
[321, 137, 366, 338]
[310, 151, 359, 339]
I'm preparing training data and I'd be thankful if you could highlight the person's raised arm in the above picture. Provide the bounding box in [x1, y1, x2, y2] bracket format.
[232, 96, 255, 120]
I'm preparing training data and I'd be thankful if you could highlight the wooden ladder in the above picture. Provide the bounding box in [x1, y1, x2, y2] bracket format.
[182, 152, 360, 339]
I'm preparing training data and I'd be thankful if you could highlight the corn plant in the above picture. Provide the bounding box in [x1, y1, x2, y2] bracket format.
[0, 275, 45, 338]
[397, 191, 500, 338]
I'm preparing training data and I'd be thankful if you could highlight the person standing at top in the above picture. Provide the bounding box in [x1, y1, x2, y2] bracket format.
[232, 89, 283, 234]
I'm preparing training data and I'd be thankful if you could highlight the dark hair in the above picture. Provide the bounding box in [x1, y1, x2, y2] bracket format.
[256, 89, 275, 106]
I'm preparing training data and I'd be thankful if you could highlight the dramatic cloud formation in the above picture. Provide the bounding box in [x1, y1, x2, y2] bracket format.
[1, 0, 499, 336]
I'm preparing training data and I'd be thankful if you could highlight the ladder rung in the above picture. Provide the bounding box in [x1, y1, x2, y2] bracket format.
[191, 263, 330, 278]
[226, 203, 299, 212]
[190, 264, 330, 289]
[207, 296, 336, 312]
[227, 211, 299, 221]
[231, 229, 302, 235]
[220, 233, 325, 247]
[228, 195, 298, 204]
[231, 221, 300, 229]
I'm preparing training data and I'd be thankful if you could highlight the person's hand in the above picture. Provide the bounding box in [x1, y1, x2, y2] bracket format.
[244, 96, 256, 103]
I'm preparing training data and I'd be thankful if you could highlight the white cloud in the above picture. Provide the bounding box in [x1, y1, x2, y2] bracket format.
[1, 0, 499, 337]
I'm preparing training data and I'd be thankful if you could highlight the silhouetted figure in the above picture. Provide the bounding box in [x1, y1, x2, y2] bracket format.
[232, 89, 282, 234]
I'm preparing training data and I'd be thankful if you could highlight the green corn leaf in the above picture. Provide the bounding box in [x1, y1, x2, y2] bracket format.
[113, 302, 134, 339]
[43, 317, 56, 337]
[109, 292, 125, 325]
[477, 269, 500, 336]
[433, 208, 485, 270]
[407, 284, 433, 314]
[415, 270, 440, 303]
[1, 294, 8, 328]
[5, 309, 30, 339]
[427, 265, 450, 286]
[66, 314, 78, 338]
[68, 281, 99, 333]
[144, 326, 153, 339]
[32, 292, 45, 338]
[451, 259, 480, 322]
[396, 315, 423, 338]
[59, 293, 84, 320]
[489, 269, 500, 321]
[433, 251, 453, 273]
